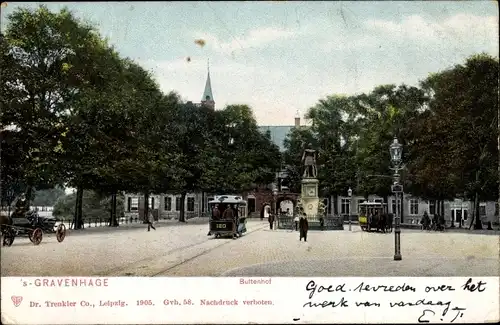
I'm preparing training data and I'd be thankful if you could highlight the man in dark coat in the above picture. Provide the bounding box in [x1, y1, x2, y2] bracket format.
[268, 212, 275, 230]
[299, 215, 309, 242]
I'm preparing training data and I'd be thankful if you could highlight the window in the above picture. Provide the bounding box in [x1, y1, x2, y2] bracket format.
[175, 197, 181, 211]
[374, 198, 383, 203]
[130, 197, 138, 211]
[391, 198, 401, 215]
[164, 197, 172, 211]
[247, 198, 256, 213]
[429, 200, 436, 215]
[187, 197, 195, 212]
[479, 204, 486, 216]
[341, 198, 350, 215]
[409, 199, 419, 215]
[357, 199, 365, 213]
[149, 197, 155, 209]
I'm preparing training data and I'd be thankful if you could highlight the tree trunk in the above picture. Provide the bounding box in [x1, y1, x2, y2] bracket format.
[25, 186, 33, 209]
[179, 192, 186, 222]
[439, 200, 446, 227]
[333, 194, 338, 215]
[73, 186, 84, 230]
[474, 192, 483, 229]
[109, 193, 118, 227]
[143, 192, 149, 223]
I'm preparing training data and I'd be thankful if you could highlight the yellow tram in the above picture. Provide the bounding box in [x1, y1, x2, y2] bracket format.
[358, 201, 388, 232]
[208, 195, 248, 239]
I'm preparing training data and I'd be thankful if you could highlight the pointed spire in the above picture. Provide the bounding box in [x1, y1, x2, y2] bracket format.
[202, 59, 214, 102]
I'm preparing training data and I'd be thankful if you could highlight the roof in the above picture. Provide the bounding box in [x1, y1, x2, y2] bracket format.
[258, 125, 293, 152]
[202, 69, 214, 102]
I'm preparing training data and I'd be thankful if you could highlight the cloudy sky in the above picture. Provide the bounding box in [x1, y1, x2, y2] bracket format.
[1, 1, 498, 125]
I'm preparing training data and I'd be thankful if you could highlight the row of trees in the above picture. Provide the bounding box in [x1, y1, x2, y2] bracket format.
[1, 6, 281, 228]
[282, 54, 499, 229]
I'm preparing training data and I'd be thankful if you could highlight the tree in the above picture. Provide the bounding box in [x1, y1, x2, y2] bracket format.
[305, 95, 359, 212]
[2, 5, 126, 228]
[215, 105, 281, 193]
[53, 190, 124, 222]
[32, 187, 65, 206]
[413, 54, 499, 229]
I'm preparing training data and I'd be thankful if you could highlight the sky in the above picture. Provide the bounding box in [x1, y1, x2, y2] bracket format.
[1, 1, 498, 126]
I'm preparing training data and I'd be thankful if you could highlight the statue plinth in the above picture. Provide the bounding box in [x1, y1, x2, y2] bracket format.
[301, 178, 319, 218]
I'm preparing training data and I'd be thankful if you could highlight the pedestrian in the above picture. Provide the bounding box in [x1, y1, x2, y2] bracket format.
[294, 214, 299, 231]
[269, 212, 274, 230]
[147, 210, 156, 231]
[208, 204, 220, 236]
[299, 215, 309, 242]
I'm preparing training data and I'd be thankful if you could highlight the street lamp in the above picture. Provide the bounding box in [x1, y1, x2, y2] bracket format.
[272, 187, 278, 230]
[390, 137, 403, 261]
[347, 187, 352, 231]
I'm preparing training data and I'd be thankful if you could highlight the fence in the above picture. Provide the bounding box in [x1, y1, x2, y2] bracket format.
[277, 215, 343, 230]
[50, 211, 203, 230]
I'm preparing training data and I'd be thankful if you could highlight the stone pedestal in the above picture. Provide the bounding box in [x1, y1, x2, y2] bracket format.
[301, 178, 320, 218]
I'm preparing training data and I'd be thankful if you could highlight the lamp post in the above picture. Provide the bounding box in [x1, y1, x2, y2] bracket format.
[390, 137, 403, 261]
[273, 187, 278, 230]
[347, 187, 352, 231]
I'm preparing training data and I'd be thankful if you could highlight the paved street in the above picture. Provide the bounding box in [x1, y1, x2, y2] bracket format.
[1, 219, 267, 276]
[2, 220, 498, 277]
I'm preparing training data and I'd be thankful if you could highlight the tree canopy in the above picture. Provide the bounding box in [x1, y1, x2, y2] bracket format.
[0, 5, 283, 225]
[282, 53, 498, 227]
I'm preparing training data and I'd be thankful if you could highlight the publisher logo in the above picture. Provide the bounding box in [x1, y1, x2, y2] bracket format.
[11, 296, 23, 307]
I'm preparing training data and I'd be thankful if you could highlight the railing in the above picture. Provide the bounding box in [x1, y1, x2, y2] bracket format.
[54, 211, 203, 230]
[277, 215, 343, 230]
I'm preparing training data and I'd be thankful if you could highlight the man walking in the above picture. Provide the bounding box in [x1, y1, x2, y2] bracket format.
[299, 215, 309, 242]
[269, 212, 274, 230]
[147, 210, 156, 231]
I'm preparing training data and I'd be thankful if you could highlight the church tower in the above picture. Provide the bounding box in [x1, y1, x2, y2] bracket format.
[201, 59, 215, 110]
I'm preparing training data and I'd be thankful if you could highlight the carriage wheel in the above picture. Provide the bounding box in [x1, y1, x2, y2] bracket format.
[2, 228, 15, 247]
[56, 224, 66, 243]
[31, 228, 43, 245]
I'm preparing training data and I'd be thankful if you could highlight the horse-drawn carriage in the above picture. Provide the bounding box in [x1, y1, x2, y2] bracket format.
[358, 201, 393, 233]
[208, 195, 247, 239]
[1, 210, 66, 246]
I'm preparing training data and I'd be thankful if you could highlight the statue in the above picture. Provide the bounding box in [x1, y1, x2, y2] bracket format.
[301, 143, 317, 178]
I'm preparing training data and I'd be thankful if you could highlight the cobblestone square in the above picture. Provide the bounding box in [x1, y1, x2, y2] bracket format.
[2, 219, 498, 277]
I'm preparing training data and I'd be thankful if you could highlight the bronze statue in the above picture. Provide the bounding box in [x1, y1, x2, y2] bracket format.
[301, 143, 317, 178]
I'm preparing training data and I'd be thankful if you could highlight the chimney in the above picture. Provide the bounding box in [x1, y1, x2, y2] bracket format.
[294, 110, 300, 127]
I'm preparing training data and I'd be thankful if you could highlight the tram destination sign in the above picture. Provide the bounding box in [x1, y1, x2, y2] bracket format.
[391, 184, 404, 193]
[210, 220, 234, 232]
